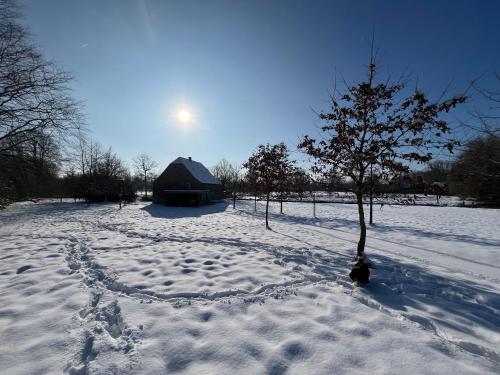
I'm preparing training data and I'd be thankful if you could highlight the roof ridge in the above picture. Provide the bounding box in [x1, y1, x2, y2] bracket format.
[169, 157, 221, 185]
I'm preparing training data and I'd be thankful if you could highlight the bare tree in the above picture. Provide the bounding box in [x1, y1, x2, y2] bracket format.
[244, 167, 260, 213]
[0, 0, 83, 203]
[450, 135, 500, 206]
[212, 159, 235, 185]
[0, 0, 82, 157]
[451, 74, 500, 205]
[212, 159, 241, 208]
[62, 139, 135, 203]
[466, 73, 500, 139]
[133, 153, 158, 198]
[299, 59, 465, 283]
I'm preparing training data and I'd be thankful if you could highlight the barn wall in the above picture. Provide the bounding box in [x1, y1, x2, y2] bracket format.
[204, 183, 224, 200]
[153, 164, 200, 202]
[153, 163, 223, 203]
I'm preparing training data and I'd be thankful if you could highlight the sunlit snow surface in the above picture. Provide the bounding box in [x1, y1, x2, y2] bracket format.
[0, 199, 499, 374]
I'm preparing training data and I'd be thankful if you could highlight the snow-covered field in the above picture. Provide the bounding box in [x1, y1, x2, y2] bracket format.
[0, 199, 499, 374]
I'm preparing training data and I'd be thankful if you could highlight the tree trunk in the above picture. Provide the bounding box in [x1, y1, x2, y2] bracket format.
[369, 188, 373, 225]
[280, 195, 283, 214]
[265, 192, 270, 229]
[233, 192, 236, 209]
[356, 192, 366, 261]
[313, 192, 316, 218]
[254, 195, 257, 212]
[144, 174, 147, 198]
[369, 164, 373, 225]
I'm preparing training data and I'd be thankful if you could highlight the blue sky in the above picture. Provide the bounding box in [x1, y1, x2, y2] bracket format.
[19, 0, 500, 171]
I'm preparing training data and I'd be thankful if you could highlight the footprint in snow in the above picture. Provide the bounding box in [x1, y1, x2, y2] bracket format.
[283, 341, 310, 360]
[199, 311, 213, 322]
[266, 360, 288, 375]
[16, 265, 33, 274]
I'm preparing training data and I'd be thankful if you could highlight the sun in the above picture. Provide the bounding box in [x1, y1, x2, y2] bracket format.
[177, 109, 191, 123]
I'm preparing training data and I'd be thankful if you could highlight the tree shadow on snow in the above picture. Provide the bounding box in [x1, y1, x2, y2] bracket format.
[141, 200, 229, 219]
[237, 200, 499, 250]
[262, 228, 500, 365]
[366, 221, 499, 248]
[233, 203, 500, 364]
[356, 253, 500, 364]
[234, 224, 500, 361]
[0, 200, 114, 225]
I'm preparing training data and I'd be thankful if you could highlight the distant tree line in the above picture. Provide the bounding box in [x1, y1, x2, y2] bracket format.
[212, 136, 500, 210]
[450, 74, 500, 206]
[0, 0, 162, 206]
[62, 139, 136, 203]
[0, 0, 81, 206]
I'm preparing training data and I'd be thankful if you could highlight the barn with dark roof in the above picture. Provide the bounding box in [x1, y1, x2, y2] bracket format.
[153, 157, 223, 206]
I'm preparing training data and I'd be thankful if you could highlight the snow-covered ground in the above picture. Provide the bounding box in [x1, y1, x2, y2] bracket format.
[0, 199, 499, 374]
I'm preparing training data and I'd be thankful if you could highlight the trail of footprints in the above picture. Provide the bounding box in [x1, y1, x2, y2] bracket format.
[65, 290, 141, 375]
[65, 239, 141, 375]
[61, 234, 345, 373]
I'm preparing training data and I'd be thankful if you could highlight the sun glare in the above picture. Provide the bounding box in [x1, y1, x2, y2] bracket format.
[177, 109, 191, 123]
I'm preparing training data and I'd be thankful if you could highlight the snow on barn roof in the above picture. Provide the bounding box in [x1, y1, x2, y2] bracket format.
[171, 157, 221, 185]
